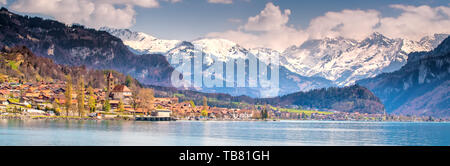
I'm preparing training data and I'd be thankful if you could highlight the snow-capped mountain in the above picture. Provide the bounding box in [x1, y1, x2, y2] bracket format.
[104, 27, 448, 92]
[100, 27, 181, 54]
[357, 36, 450, 117]
[166, 38, 333, 97]
[281, 33, 449, 86]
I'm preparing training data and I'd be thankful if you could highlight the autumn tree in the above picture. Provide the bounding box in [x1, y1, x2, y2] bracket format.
[137, 88, 154, 114]
[88, 86, 96, 113]
[64, 75, 73, 116]
[118, 99, 125, 112]
[77, 78, 85, 117]
[53, 99, 60, 116]
[201, 96, 208, 117]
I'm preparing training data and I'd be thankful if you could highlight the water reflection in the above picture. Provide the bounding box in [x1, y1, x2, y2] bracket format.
[0, 119, 449, 146]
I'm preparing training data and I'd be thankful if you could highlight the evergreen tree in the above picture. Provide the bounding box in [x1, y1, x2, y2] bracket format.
[125, 75, 133, 87]
[103, 99, 111, 112]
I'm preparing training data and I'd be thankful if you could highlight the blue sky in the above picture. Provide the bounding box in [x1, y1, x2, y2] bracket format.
[132, 0, 448, 40]
[1, 0, 450, 50]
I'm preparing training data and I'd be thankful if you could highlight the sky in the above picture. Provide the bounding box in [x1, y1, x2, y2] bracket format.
[1, 0, 450, 51]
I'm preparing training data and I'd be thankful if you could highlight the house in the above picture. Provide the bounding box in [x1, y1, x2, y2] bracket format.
[110, 85, 132, 105]
[152, 109, 172, 118]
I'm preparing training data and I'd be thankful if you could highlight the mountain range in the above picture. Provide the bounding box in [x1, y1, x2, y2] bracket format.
[102, 27, 448, 87]
[102, 27, 335, 97]
[358, 36, 450, 117]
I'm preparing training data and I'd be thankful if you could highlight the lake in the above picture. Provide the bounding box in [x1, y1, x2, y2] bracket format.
[1, 119, 449, 146]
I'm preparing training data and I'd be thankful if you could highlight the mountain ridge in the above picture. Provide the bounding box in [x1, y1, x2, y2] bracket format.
[357, 36, 450, 117]
[105, 27, 448, 87]
[0, 8, 174, 87]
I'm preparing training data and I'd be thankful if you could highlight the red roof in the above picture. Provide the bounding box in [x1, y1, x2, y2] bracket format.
[112, 85, 131, 92]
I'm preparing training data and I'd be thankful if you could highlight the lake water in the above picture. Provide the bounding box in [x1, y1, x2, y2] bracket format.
[1, 119, 449, 146]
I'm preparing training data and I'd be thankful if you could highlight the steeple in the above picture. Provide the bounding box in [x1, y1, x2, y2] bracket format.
[107, 72, 114, 92]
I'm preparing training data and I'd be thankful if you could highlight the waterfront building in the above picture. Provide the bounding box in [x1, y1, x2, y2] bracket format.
[152, 109, 172, 118]
[110, 85, 132, 105]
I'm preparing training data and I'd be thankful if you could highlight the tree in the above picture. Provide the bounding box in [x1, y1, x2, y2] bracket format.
[103, 99, 111, 112]
[137, 88, 154, 114]
[201, 109, 208, 117]
[77, 78, 85, 117]
[53, 99, 60, 116]
[261, 105, 268, 120]
[88, 86, 96, 113]
[64, 75, 73, 116]
[131, 89, 139, 113]
[125, 75, 133, 87]
[118, 99, 125, 112]
[201, 96, 208, 117]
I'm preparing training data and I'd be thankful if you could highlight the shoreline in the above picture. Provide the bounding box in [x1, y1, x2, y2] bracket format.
[1, 115, 447, 123]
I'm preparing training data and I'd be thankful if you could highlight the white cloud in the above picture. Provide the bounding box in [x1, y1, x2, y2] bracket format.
[243, 2, 291, 31]
[209, 3, 450, 51]
[306, 9, 380, 40]
[0, 0, 6, 5]
[377, 5, 450, 41]
[9, 0, 160, 29]
[207, 2, 307, 51]
[207, 0, 233, 4]
[307, 4, 450, 41]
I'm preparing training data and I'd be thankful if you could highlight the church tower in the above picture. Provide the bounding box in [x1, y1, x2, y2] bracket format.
[107, 72, 114, 92]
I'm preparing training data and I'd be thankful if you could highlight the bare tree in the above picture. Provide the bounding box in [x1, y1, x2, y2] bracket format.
[137, 88, 154, 115]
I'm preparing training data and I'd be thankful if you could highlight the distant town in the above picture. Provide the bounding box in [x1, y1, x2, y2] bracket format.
[0, 72, 446, 122]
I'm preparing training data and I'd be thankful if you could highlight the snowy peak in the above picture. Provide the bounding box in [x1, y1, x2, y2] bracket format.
[281, 33, 449, 86]
[100, 27, 181, 54]
[103, 27, 448, 90]
[401, 34, 450, 54]
[360, 32, 395, 47]
[100, 27, 156, 41]
[192, 38, 247, 59]
[166, 38, 252, 63]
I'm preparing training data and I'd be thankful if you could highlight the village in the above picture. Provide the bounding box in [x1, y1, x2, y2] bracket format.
[0, 72, 263, 121]
[0, 72, 443, 122]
